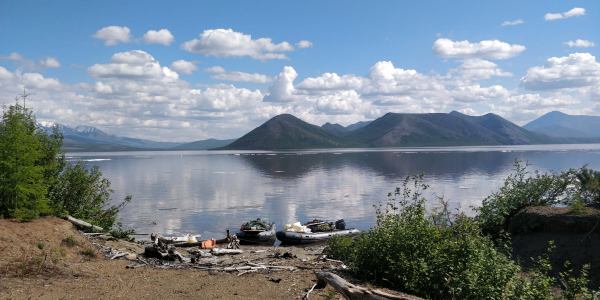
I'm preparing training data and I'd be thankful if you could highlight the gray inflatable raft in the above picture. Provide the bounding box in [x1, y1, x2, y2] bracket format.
[236, 223, 277, 244]
[276, 228, 360, 245]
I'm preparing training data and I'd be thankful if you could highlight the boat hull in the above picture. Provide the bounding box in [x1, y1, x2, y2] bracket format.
[236, 223, 277, 244]
[276, 228, 360, 245]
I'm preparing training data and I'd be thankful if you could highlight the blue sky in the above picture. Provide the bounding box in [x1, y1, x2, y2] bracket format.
[1, 1, 599, 142]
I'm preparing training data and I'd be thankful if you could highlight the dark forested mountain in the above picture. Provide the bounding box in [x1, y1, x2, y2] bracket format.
[345, 121, 372, 131]
[171, 138, 237, 150]
[448, 111, 554, 144]
[321, 122, 348, 132]
[523, 111, 600, 138]
[217, 114, 363, 150]
[39, 123, 181, 150]
[218, 112, 566, 150]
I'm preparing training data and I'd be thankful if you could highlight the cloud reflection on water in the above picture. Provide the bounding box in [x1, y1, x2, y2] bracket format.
[75, 145, 600, 238]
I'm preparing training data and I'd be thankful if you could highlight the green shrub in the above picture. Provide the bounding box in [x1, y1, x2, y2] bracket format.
[569, 165, 600, 206]
[63, 236, 76, 247]
[82, 249, 95, 257]
[474, 159, 572, 234]
[48, 161, 132, 230]
[1, 99, 131, 228]
[109, 221, 136, 241]
[567, 202, 588, 215]
[37, 242, 45, 250]
[328, 174, 524, 300]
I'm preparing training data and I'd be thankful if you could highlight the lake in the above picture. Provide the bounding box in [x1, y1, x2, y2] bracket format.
[68, 144, 600, 241]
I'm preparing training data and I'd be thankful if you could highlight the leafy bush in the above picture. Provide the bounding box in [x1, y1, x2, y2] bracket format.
[1, 100, 132, 233]
[329, 171, 598, 299]
[48, 161, 132, 230]
[569, 166, 600, 206]
[474, 159, 572, 234]
[328, 174, 523, 299]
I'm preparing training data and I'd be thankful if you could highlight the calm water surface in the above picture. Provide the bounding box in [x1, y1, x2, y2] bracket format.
[67, 144, 600, 240]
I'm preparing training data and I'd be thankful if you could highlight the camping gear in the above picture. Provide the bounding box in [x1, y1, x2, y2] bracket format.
[335, 219, 346, 230]
[236, 218, 277, 244]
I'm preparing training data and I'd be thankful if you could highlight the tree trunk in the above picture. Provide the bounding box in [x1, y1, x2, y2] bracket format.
[64, 215, 103, 231]
[314, 272, 420, 300]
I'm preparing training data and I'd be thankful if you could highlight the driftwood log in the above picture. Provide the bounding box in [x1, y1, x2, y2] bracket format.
[314, 272, 418, 300]
[64, 216, 103, 231]
[211, 248, 243, 255]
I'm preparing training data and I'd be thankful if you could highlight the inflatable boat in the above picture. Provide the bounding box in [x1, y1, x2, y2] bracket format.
[276, 228, 360, 245]
[236, 221, 277, 244]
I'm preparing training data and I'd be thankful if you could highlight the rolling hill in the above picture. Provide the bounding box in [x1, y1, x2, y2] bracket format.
[218, 112, 567, 150]
[40, 124, 182, 150]
[217, 114, 364, 150]
[523, 111, 600, 138]
[171, 138, 237, 150]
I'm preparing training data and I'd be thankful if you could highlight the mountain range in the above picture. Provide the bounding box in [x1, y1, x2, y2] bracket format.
[217, 111, 599, 150]
[40, 111, 600, 152]
[39, 123, 236, 152]
[523, 111, 600, 138]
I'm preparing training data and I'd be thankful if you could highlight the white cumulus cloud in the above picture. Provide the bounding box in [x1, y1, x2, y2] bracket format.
[204, 66, 226, 74]
[501, 19, 524, 26]
[296, 40, 313, 48]
[210, 71, 272, 83]
[169, 60, 199, 74]
[39, 57, 62, 68]
[452, 58, 513, 80]
[92, 26, 132, 46]
[564, 39, 595, 48]
[142, 29, 175, 46]
[180, 29, 294, 60]
[87, 50, 179, 82]
[263, 66, 299, 102]
[545, 7, 586, 21]
[520, 53, 600, 91]
[457, 108, 478, 115]
[296, 73, 366, 92]
[362, 61, 445, 96]
[450, 85, 511, 104]
[433, 38, 526, 59]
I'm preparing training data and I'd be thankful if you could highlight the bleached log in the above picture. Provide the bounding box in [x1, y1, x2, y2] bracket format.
[315, 271, 417, 300]
[65, 215, 103, 231]
[211, 248, 243, 255]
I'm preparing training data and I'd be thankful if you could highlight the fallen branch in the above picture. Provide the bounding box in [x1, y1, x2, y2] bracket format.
[315, 271, 418, 300]
[65, 215, 103, 231]
[303, 283, 317, 300]
[581, 222, 598, 242]
[211, 248, 243, 255]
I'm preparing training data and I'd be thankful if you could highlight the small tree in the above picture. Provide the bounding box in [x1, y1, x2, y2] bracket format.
[48, 161, 131, 229]
[0, 102, 50, 220]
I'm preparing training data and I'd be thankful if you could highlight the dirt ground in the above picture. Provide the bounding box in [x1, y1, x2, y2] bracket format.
[510, 206, 600, 289]
[0, 217, 419, 300]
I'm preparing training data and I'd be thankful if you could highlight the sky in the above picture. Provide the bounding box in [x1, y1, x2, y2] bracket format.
[0, 1, 599, 142]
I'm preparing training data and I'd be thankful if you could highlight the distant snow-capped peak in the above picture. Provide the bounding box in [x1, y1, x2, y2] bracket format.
[75, 125, 99, 133]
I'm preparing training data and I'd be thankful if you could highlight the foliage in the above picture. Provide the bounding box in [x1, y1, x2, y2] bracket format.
[37, 242, 45, 250]
[559, 261, 591, 300]
[569, 165, 600, 206]
[328, 174, 524, 300]
[509, 242, 556, 300]
[109, 221, 136, 241]
[48, 161, 132, 230]
[0, 102, 54, 220]
[567, 202, 589, 215]
[0, 99, 132, 233]
[473, 159, 572, 234]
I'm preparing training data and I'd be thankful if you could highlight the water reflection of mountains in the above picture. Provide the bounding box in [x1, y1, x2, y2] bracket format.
[239, 151, 519, 180]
